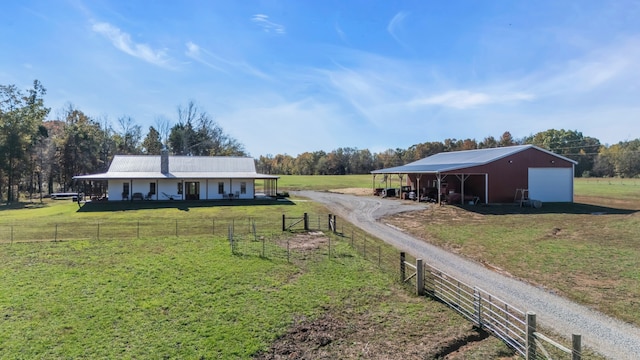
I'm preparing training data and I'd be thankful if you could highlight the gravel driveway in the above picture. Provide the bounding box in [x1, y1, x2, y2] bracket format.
[294, 191, 640, 360]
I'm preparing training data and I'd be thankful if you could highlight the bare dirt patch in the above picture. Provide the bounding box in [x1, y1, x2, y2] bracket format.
[281, 231, 328, 251]
[254, 300, 517, 360]
[257, 231, 517, 360]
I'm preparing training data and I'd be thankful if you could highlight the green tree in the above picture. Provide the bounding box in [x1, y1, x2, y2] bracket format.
[0, 80, 50, 202]
[168, 101, 246, 156]
[56, 106, 103, 191]
[115, 116, 142, 154]
[525, 129, 601, 177]
[142, 126, 163, 155]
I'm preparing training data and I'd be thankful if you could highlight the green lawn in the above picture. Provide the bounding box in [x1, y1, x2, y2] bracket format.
[1, 195, 501, 359]
[276, 174, 373, 191]
[0, 234, 388, 358]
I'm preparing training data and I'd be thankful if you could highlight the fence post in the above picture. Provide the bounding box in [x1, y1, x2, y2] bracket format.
[416, 259, 424, 296]
[572, 334, 581, 360]
[363, 235, 366, 259]
[400, 252, 406, 282]
[333, 215, 337, 233]
[282, 214, 286, 231]
[328, 214, 331, 231]
[475, 289, 482, 326]
[304, 213, 308, 231]
[526, 312, 537, 360]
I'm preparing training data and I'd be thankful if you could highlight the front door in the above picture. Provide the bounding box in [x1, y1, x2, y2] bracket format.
[185, 182, 200, 200]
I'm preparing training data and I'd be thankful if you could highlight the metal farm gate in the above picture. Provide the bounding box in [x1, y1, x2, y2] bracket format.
[401, 253, 582, 360]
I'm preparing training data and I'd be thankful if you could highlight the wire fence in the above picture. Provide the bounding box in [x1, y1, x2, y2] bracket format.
[1, 212, 585, 359]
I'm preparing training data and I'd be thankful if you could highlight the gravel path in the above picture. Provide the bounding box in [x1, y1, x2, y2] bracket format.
[295, 191, 640, 360]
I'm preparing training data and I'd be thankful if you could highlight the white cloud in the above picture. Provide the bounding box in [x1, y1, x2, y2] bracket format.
[251, 14, 286, 35]
[525, 37, 640, 98]
[91, 21, 172, 68]
[410, 90, 534, 109]
[184, 41, 269, 79]
[387, 11, 409, 46]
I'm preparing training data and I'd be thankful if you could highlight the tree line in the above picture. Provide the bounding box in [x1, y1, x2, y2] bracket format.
[1, 81, 639, 202]
[1, 81, 246, 203]
[256, 130, 640, 179]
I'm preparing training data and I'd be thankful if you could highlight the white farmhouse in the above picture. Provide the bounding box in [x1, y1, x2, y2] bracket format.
[73, 149, 279, 201]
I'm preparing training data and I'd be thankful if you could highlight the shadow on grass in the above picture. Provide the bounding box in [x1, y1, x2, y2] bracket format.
[456, 202, 636, 215]
[0, 201, 50, 211]
[76, 198, 296, 212]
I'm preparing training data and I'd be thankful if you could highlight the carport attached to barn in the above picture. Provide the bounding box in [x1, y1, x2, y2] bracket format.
[371, 145, 577, 205]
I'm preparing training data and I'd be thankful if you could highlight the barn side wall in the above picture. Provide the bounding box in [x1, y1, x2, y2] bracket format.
[444, 148, 574, 203]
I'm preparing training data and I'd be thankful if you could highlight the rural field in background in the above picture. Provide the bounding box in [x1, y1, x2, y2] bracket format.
[1, 175, 635, 358]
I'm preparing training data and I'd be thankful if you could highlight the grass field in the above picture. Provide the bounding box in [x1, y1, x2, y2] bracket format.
[0, 191, 515, 359]
[382, 177, 640, 327]
[0, 175, 633, 358]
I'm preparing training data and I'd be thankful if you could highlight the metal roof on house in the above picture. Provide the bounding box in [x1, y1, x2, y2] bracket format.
[73, 155, 279, 180]
[371, 145, 577, 174]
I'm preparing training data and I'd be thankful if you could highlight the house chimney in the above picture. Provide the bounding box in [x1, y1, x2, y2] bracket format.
[161, 146, 169, 174]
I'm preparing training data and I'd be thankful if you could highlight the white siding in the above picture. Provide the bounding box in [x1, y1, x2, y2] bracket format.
[157, 180, 182, 200]
[528, 168, 574, 202]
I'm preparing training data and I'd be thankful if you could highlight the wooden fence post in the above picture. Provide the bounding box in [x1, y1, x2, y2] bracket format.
[328, 214, 332, 231]
[400, 252, 406, 283]
[572, 334, 581, 360]
[304, 213, 308, 231]
[282, 214, 286, 231]
[416, 259, 424, 296]
[526, 311, 537, 360]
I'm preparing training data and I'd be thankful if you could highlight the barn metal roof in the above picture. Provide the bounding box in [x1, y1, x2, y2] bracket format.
[73, 155, 279, 180]
[371, 145, 577, 174]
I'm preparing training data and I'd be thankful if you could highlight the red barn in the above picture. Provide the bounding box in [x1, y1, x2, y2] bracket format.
[371, 145, 577, 205]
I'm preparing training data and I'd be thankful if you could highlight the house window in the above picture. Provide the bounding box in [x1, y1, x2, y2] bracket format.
[240, 182, 246, 194]
[177, 182, 183, 195]
[123, 183, 129, 196]
[218, 182, 225, 194]
[149, 182, 156, 195]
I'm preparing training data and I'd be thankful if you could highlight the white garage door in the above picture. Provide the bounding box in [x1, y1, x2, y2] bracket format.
[528, 168, 573, 202]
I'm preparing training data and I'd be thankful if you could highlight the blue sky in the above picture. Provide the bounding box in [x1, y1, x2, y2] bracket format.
[2, 1, 639, 157]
